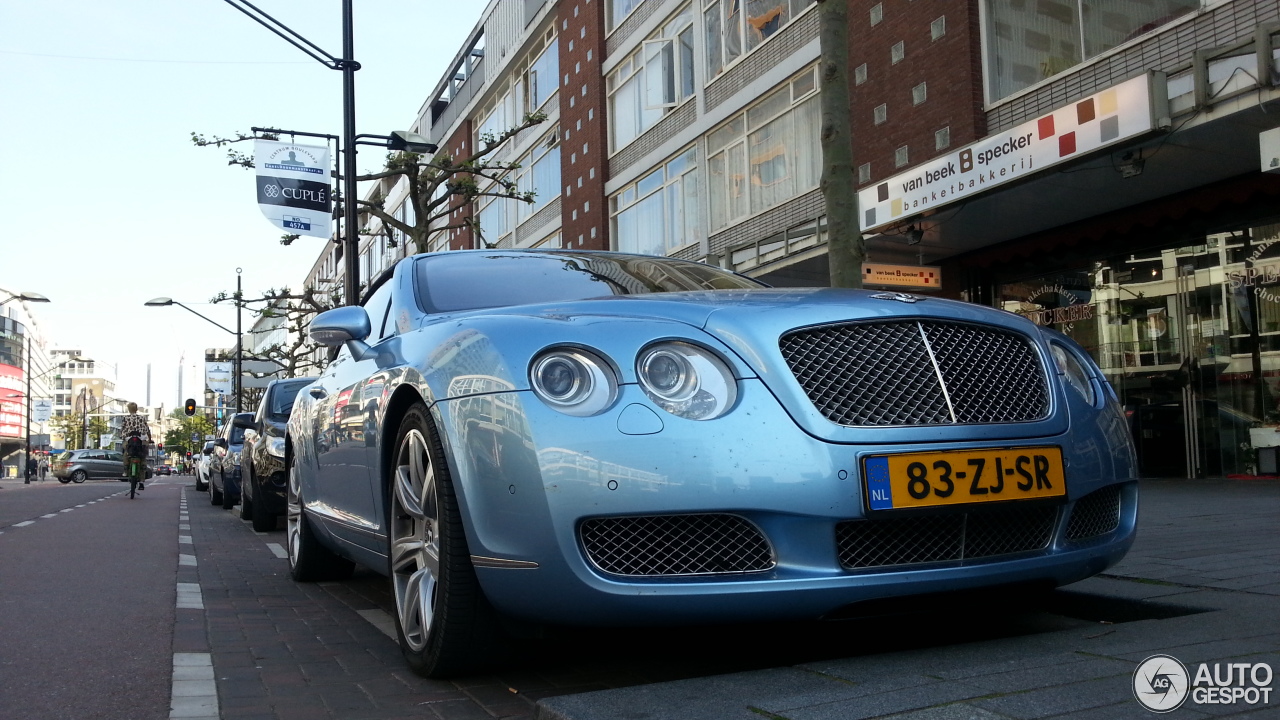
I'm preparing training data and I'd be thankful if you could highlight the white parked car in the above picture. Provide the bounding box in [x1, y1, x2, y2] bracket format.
[194, 440, 216, 492]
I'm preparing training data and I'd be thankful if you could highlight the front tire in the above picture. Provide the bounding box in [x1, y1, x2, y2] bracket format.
[195, 472, 207, 492]
[222, 469, 235, 510]
[286, 461, 354, 582]
[71, 470, 87, 484]
[210, 471, 223, 506]
[389, 403, 502, 678]
[240, 471, 254, 521]
[250, 477, 277, 532]
[58, 476, 71, 484]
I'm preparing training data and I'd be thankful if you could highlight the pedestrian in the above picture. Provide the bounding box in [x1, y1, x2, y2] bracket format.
[38, 456, 48, 482]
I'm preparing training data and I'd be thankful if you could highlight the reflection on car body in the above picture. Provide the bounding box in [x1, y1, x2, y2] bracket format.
[284, 249, 1139, 678]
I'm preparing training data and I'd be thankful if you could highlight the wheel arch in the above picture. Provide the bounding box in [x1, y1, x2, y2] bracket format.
[379, 384, 429, 506]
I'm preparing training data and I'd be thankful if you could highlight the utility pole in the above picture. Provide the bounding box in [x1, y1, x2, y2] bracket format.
[340, 0, 359, 307]
[235, 269, 244, 413]
[23, 336, 32, 484]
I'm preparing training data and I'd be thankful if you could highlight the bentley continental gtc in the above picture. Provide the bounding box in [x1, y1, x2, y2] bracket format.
[285, 249, 1138, 677]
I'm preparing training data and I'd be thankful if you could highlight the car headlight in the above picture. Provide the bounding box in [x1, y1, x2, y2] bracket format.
[230, 450, 242, 467]
[266, 436, 286, 458]
[637, 342, 737, 420]
[530, 348, 618, 417]
[1049, 343, 1096, 405]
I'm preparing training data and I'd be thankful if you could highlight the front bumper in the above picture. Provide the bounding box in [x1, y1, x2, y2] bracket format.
[435, 379, 1138, 626]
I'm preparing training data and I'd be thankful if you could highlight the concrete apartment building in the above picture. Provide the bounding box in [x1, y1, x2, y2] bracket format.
[302, 0, 1280, 479]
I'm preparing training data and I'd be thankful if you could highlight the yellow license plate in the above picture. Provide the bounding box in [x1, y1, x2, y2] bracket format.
[863, 447, 1065, 511]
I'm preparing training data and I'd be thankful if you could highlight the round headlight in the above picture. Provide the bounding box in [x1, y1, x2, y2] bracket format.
[637, 342, 737, 420]
[1050, 344, 1096, 405]
[530, 349, 617, 417]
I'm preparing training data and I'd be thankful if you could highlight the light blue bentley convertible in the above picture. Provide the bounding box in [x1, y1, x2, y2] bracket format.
[286, 249, 1137, 677]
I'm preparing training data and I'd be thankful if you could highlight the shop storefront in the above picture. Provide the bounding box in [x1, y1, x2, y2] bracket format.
[995, 217, 1280, 478]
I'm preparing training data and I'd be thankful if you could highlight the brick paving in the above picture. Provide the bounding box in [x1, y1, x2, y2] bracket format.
[182, 479, 1280, 719]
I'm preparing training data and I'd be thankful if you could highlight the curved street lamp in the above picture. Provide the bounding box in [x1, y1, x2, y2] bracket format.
[145, 276, 244, 413]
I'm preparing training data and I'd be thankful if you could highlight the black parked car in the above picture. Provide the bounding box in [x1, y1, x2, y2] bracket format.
[209, 413, 254, 510]
[238, 377, 315, 531]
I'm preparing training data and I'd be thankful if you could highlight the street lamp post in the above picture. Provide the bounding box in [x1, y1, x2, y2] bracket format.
[145, 279, 243, 413]
[1, 290, 50, 483]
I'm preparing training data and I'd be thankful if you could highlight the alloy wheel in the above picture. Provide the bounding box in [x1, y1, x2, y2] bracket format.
[391, 428, 440, 653]
[286, 463, 302, 567]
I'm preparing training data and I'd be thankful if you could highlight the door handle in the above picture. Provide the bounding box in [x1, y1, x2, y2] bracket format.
[309, 387, 328, 399]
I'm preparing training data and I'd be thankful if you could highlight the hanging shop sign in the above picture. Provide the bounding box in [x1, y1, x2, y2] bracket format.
[859, 73, 1160, 234]
[254, 139, 332, 239]
[33, 398, 52, 423]
[205, 362, 233, 396]
[862, 263, 942, 289]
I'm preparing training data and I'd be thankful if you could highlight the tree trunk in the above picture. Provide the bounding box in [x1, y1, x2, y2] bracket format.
[817, 0, 863, 289]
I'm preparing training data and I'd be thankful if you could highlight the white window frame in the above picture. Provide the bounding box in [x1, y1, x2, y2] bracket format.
[703, 0, 817, 82]
[610, 145, 701, 256]
[607, 6, 695, 153]
[705, 65, 820, 232]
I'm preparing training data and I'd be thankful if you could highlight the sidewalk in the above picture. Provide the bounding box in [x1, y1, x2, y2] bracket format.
[537, 479, 1280, 719]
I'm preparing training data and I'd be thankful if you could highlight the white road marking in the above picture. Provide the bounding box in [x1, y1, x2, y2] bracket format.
[169, 653, 218, 720]
[40, 513, 56, 519]
[176, 583, 204, 610]
[60, 508, 73, 513]
[76, 504, 86, 508]
[179, 554, 197, 567]
[15, 521, 34, 527]
[356, 609, 398, 640]
[265, 543, 288, 559]
[179, 524, 190, 530]
[179, 535, 193, 544]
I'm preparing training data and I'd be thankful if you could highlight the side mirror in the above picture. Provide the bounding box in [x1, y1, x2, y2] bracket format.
[232, 414, 256, 431]
[309, 306, 376, 361]
[214, 438, 228, 449]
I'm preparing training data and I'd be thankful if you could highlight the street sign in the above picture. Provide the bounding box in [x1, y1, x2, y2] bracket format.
[254, 139, 332, 239]
[33, 399, 52, 423]
[191, 434, 200, 442]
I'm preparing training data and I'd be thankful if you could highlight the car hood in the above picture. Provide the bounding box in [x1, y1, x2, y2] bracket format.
[461, 289, 1069, 444]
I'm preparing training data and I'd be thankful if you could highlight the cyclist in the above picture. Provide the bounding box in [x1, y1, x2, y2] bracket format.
[119, 402, 152, 492]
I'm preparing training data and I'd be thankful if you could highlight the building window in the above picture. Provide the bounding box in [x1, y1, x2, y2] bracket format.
[607, 0, 649, 31]
[707, 66, 821, 232]
[935, 126, 951, 150]
[854, 63, 867, 85]
[895, 145, 909, 168]
[475, 27, 556, 149]
[477, 179, 515, 247]
[612, 146, 701, 256]
[891, 40, 904, 65]
[704, 0, 816, 80]
[873, 103, 887, 125]
[516, 129, 562, 223]
[912, 82, 927, 105]
[870, 3, 883, 26]
[931, 16, 946, 41]
[609, 6, 695, 152]
[984, 0, 1197, 102]
[857, 162, 871, 184]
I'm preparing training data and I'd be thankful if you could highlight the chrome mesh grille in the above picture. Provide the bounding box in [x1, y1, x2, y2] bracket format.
[836, 504, 1058, 570]
[580, 514, 775, 576]
[780, 321, 1049, 426]
[1065, 485, 1122, 540]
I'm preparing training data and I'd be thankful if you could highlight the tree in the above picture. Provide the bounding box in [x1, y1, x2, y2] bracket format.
[193, 112, 549, 377]
[191, 111, 547, 251]
[164, 409, 215, 457]
[817, 0, 864, 289]
[50, 413, 84, 451]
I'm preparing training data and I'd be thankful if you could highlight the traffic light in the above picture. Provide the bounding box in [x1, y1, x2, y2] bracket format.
[184, 398, 196, 416]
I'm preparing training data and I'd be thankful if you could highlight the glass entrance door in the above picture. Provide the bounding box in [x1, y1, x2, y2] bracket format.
[1000, 226, 1280, 478]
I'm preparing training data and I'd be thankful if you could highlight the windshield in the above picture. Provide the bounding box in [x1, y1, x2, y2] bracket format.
[414, 252, 764, 314]
[55, 452, 72, 462]
[228, 425, 246, 445]
[269, 380, 312, 420]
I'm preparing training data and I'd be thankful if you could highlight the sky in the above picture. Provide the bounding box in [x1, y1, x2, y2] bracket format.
[0, 0, 483, 411]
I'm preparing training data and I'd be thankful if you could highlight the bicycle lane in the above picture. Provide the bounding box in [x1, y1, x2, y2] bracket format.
[0, 479, 181, 720]
[181, 482, 538, 720]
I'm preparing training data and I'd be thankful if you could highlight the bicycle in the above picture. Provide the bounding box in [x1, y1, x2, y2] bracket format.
[124, 456, 145, 499]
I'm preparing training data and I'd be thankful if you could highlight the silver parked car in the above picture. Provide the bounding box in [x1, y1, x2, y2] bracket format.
[52, 449, 125, 483]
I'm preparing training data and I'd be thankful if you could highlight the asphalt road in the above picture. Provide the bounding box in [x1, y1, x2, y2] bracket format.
[0, 477, 180, 720]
